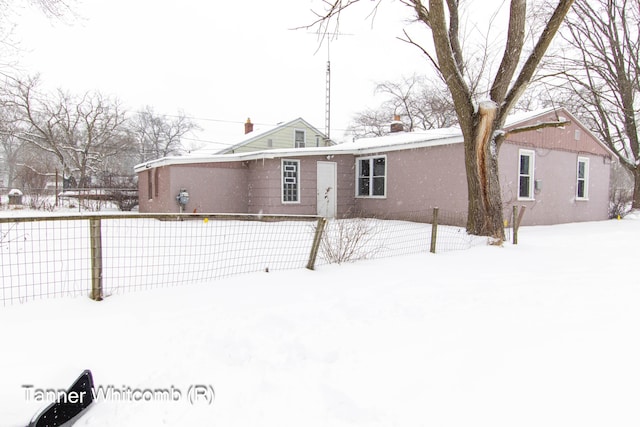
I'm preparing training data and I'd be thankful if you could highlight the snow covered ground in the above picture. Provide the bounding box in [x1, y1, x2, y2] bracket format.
[1, 213, 639, 426]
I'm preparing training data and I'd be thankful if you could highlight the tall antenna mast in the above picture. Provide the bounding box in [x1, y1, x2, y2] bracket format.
[300, 30, 353, 144]
[321, 32, 352, 144]
[325, 41, 331, 142]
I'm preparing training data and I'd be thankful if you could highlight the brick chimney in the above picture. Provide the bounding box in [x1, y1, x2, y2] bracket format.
[244, 118, 254, 134]
[390, 115, 404, 133]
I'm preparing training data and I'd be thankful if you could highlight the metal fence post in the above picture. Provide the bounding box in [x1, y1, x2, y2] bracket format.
[306, 217, 328, 270]
[430, 207, 439, 253]
[89, 218, 104, 301]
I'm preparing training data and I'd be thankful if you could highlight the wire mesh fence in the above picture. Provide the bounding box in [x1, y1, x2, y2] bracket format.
[0, 214, 321, 306]
[1, 209, 493, 306]
[316, 208, 488, 265]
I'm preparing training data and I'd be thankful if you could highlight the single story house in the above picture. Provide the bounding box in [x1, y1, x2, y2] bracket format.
[135, 108, 616, 226]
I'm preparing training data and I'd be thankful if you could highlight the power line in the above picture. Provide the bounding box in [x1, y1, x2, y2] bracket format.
[159, 113, 352, 139]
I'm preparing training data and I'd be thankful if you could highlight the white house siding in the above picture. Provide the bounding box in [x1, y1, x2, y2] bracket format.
[232, 121, 323, 153]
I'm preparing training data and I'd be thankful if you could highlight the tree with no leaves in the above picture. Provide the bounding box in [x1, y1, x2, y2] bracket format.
[0, 0, 73, 60]
[130, 106, 200, 163]
[5, 75, 129, 188]
[306, 0, 574, 239]
[552, 0, 640, 209]
[349, 73, 457, 138]
[0, 99, 27, 188]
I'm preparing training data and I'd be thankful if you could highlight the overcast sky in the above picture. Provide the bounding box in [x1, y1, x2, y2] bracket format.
[9, 0, 505, 148]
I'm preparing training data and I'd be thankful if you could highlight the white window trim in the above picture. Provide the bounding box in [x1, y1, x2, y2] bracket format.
[281, 159, 300, 204]
[355, 155, 387, 198]
[294, 129, 306, 148]
[576, 156, 590, 200]
[518, 149, 535, 201]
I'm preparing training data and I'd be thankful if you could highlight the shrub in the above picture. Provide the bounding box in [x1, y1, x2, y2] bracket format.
[320, 218, 380, 264]
[609, 188, 633, 219]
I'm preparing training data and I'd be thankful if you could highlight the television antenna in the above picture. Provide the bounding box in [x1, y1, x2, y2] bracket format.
[306, 31, 353, 143]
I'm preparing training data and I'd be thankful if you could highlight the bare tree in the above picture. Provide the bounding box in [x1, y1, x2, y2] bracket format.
[1, 0, 73, 18]
[13, 144, 58, 192]
[549, 0, 640, 208]
[0, 100, 27, 188]
[348, 107, 395, 138]
[350, 74, 458, 137]
[5, 75, 68, 180]
[0, 0, 73, 68]
[5, 75, 129, 188]
[306, 0, 574, 239]
[55, 90, 129, 187]
[129, 106, 200, 163]
[350, 73, 557, 139]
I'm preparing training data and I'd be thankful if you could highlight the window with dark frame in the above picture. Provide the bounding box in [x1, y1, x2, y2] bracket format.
[147, 169, 153, 200]
[282, 160, 299, 203]
[154, 168, 159, 198]
[518, 150, 534, 199]
[577, 157, 589, 199]
[357, 156, 386, 197]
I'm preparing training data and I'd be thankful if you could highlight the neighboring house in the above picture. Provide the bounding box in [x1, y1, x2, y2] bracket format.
[135, 108, 616, 226]
[200, 117, 332, 155]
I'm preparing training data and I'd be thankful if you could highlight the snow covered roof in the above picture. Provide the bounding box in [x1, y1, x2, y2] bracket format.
[504, 107, 559, 127]
[134, 107, 613, 172]
[134, 126, 465, 171]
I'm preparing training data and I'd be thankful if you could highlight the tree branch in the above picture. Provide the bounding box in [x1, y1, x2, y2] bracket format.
[502, 0, 575, 120]
[489, 0, 526, 102]
[504, 119, 571, 137]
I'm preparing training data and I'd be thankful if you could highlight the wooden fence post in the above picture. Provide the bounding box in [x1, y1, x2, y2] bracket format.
[306, 217, 328, 270]
[430, 207, 439, 254]
[89, 218, 104, 301]
[512, 205, 527, 245]
[512, 205, 518, 245]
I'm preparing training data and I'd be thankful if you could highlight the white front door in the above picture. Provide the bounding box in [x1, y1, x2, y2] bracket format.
[316, 161, 337, 218]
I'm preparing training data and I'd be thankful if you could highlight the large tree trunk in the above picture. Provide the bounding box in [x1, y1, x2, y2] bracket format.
[305, 0, 574, 239]
[463, 101, 505, 240]
[633, 169, 640, 210]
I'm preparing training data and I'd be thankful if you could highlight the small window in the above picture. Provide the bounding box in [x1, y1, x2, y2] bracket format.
[267, 138, 273, 148]
[147, 169, 153, 200]
[154, 168, 159, 198]
[282, 159, 300, 203]
[356, 156, 386, 197]
[577, 157, 589, 200]
[518, 150, 535, 200]
[294, 130, 305, 148]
